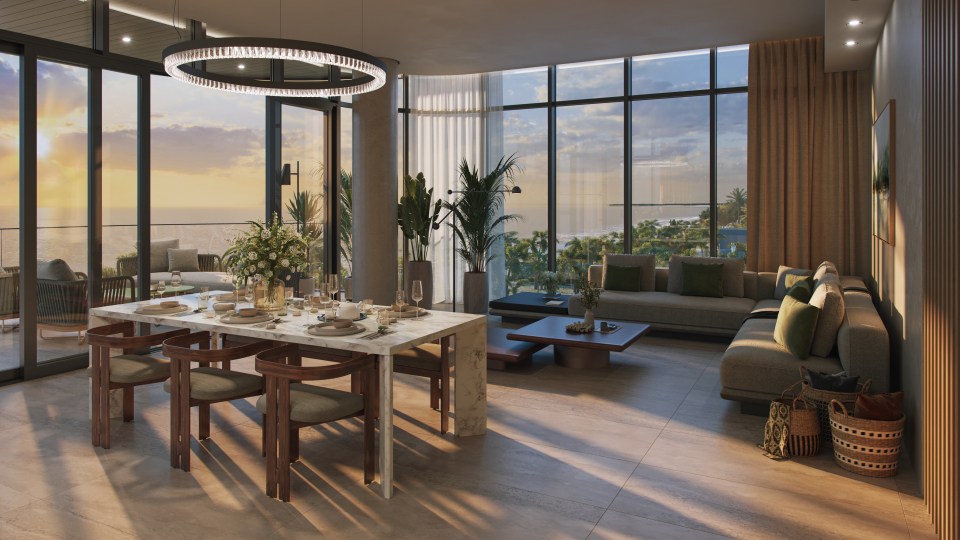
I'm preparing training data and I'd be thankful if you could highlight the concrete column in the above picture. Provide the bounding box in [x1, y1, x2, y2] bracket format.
[352, 59, 399, 305]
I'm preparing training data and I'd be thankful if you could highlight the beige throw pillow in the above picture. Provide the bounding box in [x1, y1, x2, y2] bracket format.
[602, 254, 656, 292]
[168, 248, 200, 272]
[774, 265, 813, 300]
[808, 273, 845, 357]
[667, 256, 744, 297]
[813, 260, 839, 284]
[150, 239, 180, 273]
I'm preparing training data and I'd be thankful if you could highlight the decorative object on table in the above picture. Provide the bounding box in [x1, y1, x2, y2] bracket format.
[538, 271, 561, 296]
[829, 399, 904, 477]
[565, 320, 594, 334]
[598, 322, 620, 335]
[800, 366, 872, 447]
[573, 271, 602, 327]
[337, 302, 362, 320]
[170, 271, 183, 291]
[872, 99, 895, 245]
[775, 382, 821, 457]
[213, 302, 235, 312]
[223, 212, 308, 311]
[759, 399, 791, 460]
[442, 155, 522, 314]
[398, 172, 443, 309]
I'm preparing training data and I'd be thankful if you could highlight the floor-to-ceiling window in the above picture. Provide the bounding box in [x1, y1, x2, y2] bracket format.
[415, 46, 750, 297]
[281, 104, 327, 279]
[102, 70, 139, 293]
[0, 52, 20, 374]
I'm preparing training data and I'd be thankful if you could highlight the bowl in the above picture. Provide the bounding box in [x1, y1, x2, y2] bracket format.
[237, 307, 258, 317]
[338, 303, 361, 320]
[213, 302, 235, 312]
[160, 301, 180, 308]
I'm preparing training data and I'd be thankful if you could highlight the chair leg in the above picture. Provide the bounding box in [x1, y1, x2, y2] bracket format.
[122, 387, 134, 422]
[261, 413, 267, 458]
[289, 428, 300, 463]
[364, 408, 375, 485]
[278, 420, 291, 502]
[198, 404, 210, 440]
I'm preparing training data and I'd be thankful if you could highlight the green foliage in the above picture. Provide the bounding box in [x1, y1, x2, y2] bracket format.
[339, 169, 354, 277]
[873, 147, 890, 193]
[573, 271, 602, 310]
[700, 187, 748, 228]
[447, 155, 522, 273]
[539, 271, 561, 295]
[285, 190, 323, 240]
[398, 172, 443, 261]
[503, 230, 548, 294]
[223, 213, 308, 288]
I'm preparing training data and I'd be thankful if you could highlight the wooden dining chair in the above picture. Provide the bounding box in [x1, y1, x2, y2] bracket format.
[162, 331, 274, 472]
[393, 336, 451, 434]
[255, 344, 376, 502]
[87, 322, 191, 449]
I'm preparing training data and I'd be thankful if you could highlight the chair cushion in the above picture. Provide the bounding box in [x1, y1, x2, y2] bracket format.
[150, 239, 180, 273]
[87, 354, 170, 384]
[394, 344, 443, 372]
[255, 383, 363, 424]
[163, 367, 262, 401]
[37, 259, 78, 281]
[668, 256, 744, 297]
[168, 248, 200, 272]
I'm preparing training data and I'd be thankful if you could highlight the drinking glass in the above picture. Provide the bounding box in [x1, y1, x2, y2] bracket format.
[411, 280, 424, 321]
[243, 282, 254, 308]
[170, 271, 182, 290]
[395, 289, 407, 321]
[198, 286, 210, 311]
[284, 287, 294, 315]
[156, 280, 166, 298]
[327, 274, 339, 301]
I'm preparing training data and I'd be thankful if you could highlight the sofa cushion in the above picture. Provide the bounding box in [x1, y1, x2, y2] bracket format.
[785, 280, 813, 303]
[37, 259, 79, 281]
[602, 254, 655, 292]
[774, 265, 812, 299]
[604, 265, 643, 292]
[721, 319, 843, 401]
[668, 256, 744, 298]
[808, 274, 845, 357]
[150, 239, 180, 273]
[168, 248, 200, 272]
[680, 262, 724, 298]
[813, 260, 839, 283]
[578, 291, 756, 331]
[774, 295, 821, 359]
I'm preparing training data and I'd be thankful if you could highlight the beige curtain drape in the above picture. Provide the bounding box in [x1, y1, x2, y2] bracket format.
[747, 36, 866, 274]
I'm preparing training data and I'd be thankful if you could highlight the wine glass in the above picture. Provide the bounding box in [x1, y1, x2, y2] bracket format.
[395, 289, 407, 319]
[284, 287, 294, 314]
[170, 271, 182, 291]
[328, 274, 339, 301]
[156, 280, 166, 298]
[411, 280, 424, 321]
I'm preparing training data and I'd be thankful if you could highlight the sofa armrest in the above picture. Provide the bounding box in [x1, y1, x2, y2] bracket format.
[836, 291, 890, 392]
[587, 264, 602, 285]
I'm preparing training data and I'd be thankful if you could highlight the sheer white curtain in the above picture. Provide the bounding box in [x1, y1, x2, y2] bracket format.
[408, 73, 503, 304]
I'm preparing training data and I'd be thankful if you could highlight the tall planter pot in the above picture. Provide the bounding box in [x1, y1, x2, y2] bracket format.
[405, 260, 434, 309]
[463, 271, 489, 314]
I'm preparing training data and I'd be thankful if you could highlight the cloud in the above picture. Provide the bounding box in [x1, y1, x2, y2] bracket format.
[152, 125, 263, 172]
[37, 61, 87, 119]
[0, 58, 18, 123]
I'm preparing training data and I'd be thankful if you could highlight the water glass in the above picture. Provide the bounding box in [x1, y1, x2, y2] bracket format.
[198, 286, 210, 311]
[156, 280, 166, 297]
[170, 271, 183, 290]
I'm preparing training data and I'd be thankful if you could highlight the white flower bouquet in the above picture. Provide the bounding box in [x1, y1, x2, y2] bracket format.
[223, 213, 308, 295]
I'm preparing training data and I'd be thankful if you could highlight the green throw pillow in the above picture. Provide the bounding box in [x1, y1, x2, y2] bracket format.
[785, 273, 814, 289]
[604, 265, 642, 292]
[774, 295, 821, 359]
[785, 280, 813, 303]
[680, 262, 724, 298]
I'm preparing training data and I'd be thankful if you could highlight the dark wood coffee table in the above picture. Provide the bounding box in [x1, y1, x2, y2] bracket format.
[506, 316, 651, 369]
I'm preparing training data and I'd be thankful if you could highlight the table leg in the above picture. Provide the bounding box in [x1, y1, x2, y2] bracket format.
[554, 346, 610, 369]
[378, 353, 394, 498]
[453, 321, 487, 436]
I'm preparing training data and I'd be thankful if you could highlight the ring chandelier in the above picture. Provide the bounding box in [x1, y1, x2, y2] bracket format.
[162, 38, 387, 98]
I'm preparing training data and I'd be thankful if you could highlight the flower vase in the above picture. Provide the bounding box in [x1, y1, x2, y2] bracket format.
[583, 309, 595, 329]
[254, 279, 286, 311]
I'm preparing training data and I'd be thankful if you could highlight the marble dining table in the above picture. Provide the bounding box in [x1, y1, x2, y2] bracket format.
[89, 292, 488, 499]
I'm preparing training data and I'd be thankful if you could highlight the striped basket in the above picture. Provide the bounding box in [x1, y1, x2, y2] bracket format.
[776, 382, 821, 457]
[799, 366, 872, 447]
[829, 400, 905, 477]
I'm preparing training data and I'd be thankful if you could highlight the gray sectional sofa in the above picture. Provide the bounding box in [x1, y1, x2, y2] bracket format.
[116, 239, 236, 292]
[567, 256, 890, 408]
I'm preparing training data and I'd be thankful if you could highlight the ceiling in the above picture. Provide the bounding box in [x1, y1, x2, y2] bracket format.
[114, 0, 827, 75]
[824, 0, 893, 72]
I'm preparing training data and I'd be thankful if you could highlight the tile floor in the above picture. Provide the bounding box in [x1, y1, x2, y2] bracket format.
[0, 325, 935, 539]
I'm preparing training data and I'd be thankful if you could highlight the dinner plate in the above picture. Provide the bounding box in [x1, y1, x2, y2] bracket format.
[135, 304, 190, 315]
[307, 324, 364, 337]
[386, 307, 429, 319]
[214, 293, 240, 302]
[318, 313, 367, 322]
[219, 312, 274, 324]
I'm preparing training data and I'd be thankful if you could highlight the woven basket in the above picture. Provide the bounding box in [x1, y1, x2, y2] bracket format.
[829, 400, 904, 477]
[799, 366, 872, 447]
[776, 382, 821, 457]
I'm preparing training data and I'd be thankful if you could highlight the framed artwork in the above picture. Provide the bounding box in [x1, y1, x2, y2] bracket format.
[872, 100, 895, 245]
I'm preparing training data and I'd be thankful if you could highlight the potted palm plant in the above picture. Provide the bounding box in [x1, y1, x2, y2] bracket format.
[447, 155, 521, 314]
[398, 172, 442, 309]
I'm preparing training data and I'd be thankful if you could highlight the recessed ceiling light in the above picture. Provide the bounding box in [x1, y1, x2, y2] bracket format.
[238, 63, 246, 70]
[847, 19, 862, 27]
[845, 40, 858, 47]
[121, 35, 132, 43]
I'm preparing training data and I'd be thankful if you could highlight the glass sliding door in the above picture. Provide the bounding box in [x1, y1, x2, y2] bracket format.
[103, 70, 139, 297]
[0, 52, 20, 375]
[36, 59, 88, 363]
[281, 105, 327, 281]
